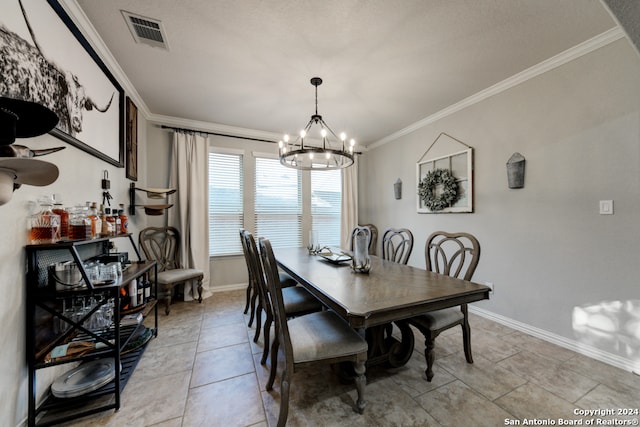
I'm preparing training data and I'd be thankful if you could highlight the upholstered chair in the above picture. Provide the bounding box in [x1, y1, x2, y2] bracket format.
[259, 237, 368, 426]
[407, 231, 480, 381]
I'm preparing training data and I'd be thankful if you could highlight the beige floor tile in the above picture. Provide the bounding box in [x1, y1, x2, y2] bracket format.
[60, 371, 192, 427]
[498, 351, 598, 403]
[562, 353, 640, 395]
[495, 381, 580, 421]
[384, 349, 457, 397]
[197, 320, 249, 352]
[471, 328, 522, 363]
[415, 380, 513, 427]
[132, 340, 197, 382]
[190, 342, 255, 387]
[437, 353, 527, 400]
[499, 330, 577, 362]
[575, 382, 640, 411]
[183, 373, 265, 427]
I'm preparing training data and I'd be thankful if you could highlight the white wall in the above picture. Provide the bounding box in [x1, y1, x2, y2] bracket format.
[0, 114, 150, 426]
[359, 39, 640, 371]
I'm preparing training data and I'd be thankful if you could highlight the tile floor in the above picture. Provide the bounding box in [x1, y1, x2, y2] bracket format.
[59, 289, 640, 427]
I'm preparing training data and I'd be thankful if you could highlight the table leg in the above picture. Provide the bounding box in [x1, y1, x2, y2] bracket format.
[364, 322, 414, 368]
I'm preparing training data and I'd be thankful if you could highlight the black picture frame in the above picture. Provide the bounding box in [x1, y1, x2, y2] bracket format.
[0, 1, 124, 167]
[126, 97, 138, 181]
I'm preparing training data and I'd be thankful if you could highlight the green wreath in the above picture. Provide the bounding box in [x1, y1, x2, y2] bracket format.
[418, 168, 460, 211]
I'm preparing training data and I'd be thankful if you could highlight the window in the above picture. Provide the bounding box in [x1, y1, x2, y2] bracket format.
[311, 169, 342, 247]
[208, 151, 243, 256]
[208, 149, 344, 257]
[254, 157, 302, 248]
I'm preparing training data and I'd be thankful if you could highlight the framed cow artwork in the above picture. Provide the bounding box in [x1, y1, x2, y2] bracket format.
[0, 0, 124, 167]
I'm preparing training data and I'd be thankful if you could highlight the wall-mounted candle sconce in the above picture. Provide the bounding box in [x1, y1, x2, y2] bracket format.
[507, 152, 525, 189]
[394, 178, 402, 199]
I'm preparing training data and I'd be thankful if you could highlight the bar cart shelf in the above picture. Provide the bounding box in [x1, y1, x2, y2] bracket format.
[26, 234, 158, 427]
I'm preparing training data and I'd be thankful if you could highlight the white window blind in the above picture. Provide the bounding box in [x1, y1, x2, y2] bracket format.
[311, 169, 342, 247]
[254, 157, 301, 248]
[208, 152, 243, 256]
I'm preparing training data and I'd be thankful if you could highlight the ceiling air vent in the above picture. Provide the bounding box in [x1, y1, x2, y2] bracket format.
[122, 11, 169, 50]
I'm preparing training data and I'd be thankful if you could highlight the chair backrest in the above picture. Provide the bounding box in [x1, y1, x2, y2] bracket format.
[381, 227, 414, 265]
[350, 224, 378, 255]
[425, 231, 480, 281]
[139, 226, 182, 272]
[258, 237, 294, 364]
[239, 229, 255, 285]
[240, 229, 273, 317]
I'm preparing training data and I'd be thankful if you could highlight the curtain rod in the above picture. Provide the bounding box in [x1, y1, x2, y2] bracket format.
[161, 125, 362, 154]
[161, 125, 278, 144]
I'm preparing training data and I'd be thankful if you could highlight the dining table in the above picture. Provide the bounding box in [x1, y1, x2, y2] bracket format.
[274, 247, 490, 367]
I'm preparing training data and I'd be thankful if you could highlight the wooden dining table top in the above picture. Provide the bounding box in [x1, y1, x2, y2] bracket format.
[274, 247, 490, 329]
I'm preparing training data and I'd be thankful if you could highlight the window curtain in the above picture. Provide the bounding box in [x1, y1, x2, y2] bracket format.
[341, 157, 358, 248]
[168, 131, 211, 301]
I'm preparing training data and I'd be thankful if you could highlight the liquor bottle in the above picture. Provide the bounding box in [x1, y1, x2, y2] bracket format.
[112, 209, 121, 235]
[100, 204, 109, 236]
[88, 202, 102, 238]
[52, 195, 68, 239]
[104, 207, 115, 236]
[128, 279, 138, 308]
[137, 277, 144, 304]
[142, 273, 151, 301]
[29, 196, 61, 244]
[118, 204, 128, 234]
[68, 205, 91, 240]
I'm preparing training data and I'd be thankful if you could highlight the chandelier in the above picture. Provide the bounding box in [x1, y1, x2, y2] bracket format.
[278, 77, 355, 170]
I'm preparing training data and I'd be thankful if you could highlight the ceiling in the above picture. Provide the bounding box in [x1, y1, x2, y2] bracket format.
[74, 0, 617, 147]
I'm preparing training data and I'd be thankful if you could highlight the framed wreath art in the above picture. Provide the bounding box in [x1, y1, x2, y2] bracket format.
[418, 169, 459, 211]
[416, 133, 473, 213]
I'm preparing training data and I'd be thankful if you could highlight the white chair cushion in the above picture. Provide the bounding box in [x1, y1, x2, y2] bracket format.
[157, 268, 203, 285]
[411, 308, 463, 330]
[288, 311, 368, 363]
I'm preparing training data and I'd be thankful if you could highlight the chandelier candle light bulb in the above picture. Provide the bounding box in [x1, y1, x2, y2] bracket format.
[279, 77, 355, 170]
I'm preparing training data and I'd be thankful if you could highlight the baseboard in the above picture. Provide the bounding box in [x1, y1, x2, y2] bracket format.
[211, 283, 247, 293]
[469, 306, 639, 375]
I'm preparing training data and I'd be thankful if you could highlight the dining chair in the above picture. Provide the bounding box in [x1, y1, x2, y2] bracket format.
[138, 226, 204, 315]
[381, 227, 414, 265]
[240, 229, 297, 332]
[258, 237, 368, 426]
[407, 231, 481, 381]
[350, 224, 378, 255]
[241, 230, 322, 364]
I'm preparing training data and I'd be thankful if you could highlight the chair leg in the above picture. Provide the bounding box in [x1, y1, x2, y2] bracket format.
[243, 282, 251, 314]
[197, 277, 203, 303]
[277, 366, 291, 427]
[461, 310, 473, 364]
[253, 300, 263, 343]
[247, 285, 257, 327]
[425, 336, 436, 382]
[165, 285, 172, 315]
[261, 315, 273, 365]
[266, 336, 279, 390]
[353, 360, 367, 414]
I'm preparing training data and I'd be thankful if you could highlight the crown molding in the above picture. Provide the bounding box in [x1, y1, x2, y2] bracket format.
[368, 27, 625, 150]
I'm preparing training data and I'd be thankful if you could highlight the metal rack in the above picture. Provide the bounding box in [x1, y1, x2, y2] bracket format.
[25, 234, 158, 427]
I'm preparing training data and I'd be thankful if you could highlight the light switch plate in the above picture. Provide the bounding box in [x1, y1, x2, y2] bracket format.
[599, 200, 614, 215]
